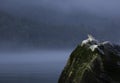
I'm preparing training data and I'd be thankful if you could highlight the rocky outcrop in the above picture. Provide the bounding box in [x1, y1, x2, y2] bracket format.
[58, 35, 120, 83]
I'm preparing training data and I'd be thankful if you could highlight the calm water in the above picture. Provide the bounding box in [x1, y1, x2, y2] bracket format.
[0, 49, 72, 83]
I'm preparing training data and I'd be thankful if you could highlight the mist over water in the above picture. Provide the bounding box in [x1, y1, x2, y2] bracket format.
[0, 0, 120, 83]
[0, 49, 72, 83]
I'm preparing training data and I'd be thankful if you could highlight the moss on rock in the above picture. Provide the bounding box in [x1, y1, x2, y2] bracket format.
[58, 36, 120, 83]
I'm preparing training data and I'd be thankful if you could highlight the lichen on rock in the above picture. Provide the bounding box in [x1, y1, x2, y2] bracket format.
[58, 35, 120, 83]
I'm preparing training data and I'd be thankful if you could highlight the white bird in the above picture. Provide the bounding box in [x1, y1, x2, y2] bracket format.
[81, 34, 99, 46]
[89, 45, 104, 55]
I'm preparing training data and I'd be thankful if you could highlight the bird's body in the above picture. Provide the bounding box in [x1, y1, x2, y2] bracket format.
[81, 34, 99, 46]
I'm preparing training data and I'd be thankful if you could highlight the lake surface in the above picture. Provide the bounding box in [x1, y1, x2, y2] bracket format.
[0, 49, 72, 83]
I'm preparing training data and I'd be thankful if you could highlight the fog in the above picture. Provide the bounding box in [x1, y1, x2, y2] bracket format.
[0, 50, 72, 83]
[0, 0, 120, 47]
[0, 0, 120, 83]
[1, 0, 120, 17]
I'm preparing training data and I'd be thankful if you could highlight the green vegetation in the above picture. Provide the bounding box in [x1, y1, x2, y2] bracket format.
[58, 45, 102, 83]
[58, 43, 120, 83]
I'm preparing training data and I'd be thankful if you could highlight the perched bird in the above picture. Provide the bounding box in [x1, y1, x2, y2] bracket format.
[89, 45, 104, 55]
[81, 34, 99, 46]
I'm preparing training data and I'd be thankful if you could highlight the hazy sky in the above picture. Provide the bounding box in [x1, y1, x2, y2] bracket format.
[1, 0, 120, 17]
[1, 1, 120, 83]
[0, 0, 120, 47]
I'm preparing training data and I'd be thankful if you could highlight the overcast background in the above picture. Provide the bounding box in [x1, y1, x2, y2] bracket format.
[0, 0, 120, 83]
[0, 0, 120, 49]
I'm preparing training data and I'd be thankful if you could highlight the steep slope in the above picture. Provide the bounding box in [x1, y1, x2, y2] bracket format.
[58, 35, 120, 83]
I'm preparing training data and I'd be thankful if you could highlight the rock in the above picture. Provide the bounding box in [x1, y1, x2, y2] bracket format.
[58, 35, 120, 83]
